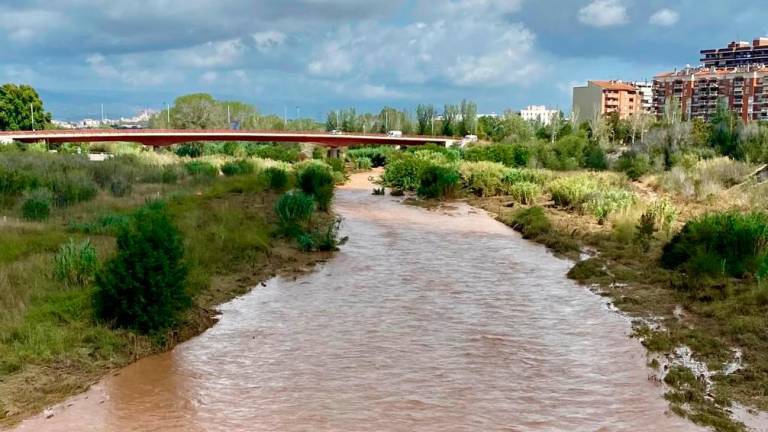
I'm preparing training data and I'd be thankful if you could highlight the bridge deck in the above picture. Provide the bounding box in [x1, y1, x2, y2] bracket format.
[0, 129, 452, 147]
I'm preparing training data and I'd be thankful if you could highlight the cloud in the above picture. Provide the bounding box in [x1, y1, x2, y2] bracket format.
[252, 31, 287, 52]
[649, 8, 679, 26]
[86, 53, 170, 86]
[175, 39, 245, 68]
[578, 0, 629, 28]
[200, 71, 219, 83]
[0, 8, 63, 42]
[358, 84, 408, 99]
[306, 18, 541, 88]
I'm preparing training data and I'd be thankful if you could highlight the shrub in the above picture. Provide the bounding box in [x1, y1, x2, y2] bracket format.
[161, 165, 181, 184]
[326, 157, 345, 174]
[109, 176, 132, 197]
[297, 162, 335, 211]
[175, 143, 203, 158]
[502, 168, 547, 186]
[47, 172, 98, 207]
[615, 150, 652, 180]
[246, 144, 300, 162]
[348, 147, 393, 167]
[274, 191, 315, 236]
[184, 160, 218, 179]
[582, 189, 636, 223]
[661, 211, 768, 280]
[459, 161, 507, 197]
[548, 173, 634, 221]
[417, 164, 460, 199]
[94, 201, 190, 333]
[298, 218, 349, 252]
[508, 181, 542, 204]
[463, 143, 529, 167]
[54, 239, 98, 287]
[510, 206, 552, 239]
[221, 159, 255, 177]
[21, 188, 53, 221]
[381, 153, 429, 191]
[583, 144, 608, 170]
[355, 157, 373, 170]
[262, 167, 290, 191]
[646, 199, 678, 236]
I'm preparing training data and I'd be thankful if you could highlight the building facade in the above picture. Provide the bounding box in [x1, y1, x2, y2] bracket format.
[520, 105, 559, 125]
[701, 38, 768, 68]
[630, 81, 654, 113]
[572, 81, 642, 124]
[653, 65, 768, 122]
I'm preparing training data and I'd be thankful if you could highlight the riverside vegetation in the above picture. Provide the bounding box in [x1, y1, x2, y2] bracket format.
[366, 104, 768, 431]
[0, 141, 346, 426]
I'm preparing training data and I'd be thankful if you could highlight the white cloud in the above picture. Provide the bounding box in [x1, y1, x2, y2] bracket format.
[175, 39, 245, 68]
[358, 84, 407, 99]
[578, 0, 629, 28]
[649, 8, 679, 26]
[86, 53, 170, 86]
[201, 71, 219, 83]
[307, 40, 353, 77]
[0, 9, 62, 42]
[306, 18, 541, 88]
[252, 31, 287, 52]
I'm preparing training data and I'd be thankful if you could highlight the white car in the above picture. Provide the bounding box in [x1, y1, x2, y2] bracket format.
[329, 129, 344, 135]
[463, 134, 478, 143]
[387, 130, 403, 137]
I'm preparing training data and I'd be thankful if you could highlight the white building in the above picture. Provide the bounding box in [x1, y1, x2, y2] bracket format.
[520, 105, 559, 126]
[630, 81, 654, 113]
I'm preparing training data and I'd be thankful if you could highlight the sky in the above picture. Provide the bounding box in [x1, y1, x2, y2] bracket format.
[1, 0, 767, 121]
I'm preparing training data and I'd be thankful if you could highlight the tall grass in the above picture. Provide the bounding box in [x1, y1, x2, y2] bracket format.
[459, 161, 508, 197]
[547, 173, 635, 222]
[662, 211, 768, 280]
[417, 165, 461, 199]
[53, 239, 98, 287]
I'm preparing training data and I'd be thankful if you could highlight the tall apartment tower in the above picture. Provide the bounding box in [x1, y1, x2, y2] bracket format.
[653, 37, 768, 122]
[572, 81, 642, 124]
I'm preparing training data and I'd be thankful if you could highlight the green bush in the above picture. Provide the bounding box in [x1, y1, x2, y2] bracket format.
[615, 150, 652, 180]
[548, 173, 634, 221]
[326, 157, 345, 174]
[297, 218, 348, 252]
[221, 160, 255, 177]
[381, 153, 430, 191]
[54, 239, 98, 287]
[297, 163, 335, 211]
[508, 181, 542, 204]
[417, 164, 460, 199]
[184, 160, 218, 179]
[47, 172, 98, 207]
[109, 176, 132, 197]
[262, 166, 290, 191]
[463, 143, 529, 167]
[21, 188, 53, 221]
[174, 143, 203, 158]
[275, 191, 315, 236]
[347, 147, 392, 167]
[459, 161, 508, 197]
[510, 206, 552, 239]
[583, 144, 608, 170]
[94, 201, 190, 333]
[246, 144, 300, 162]
[355, 157, 373, 170]
[661, 211, 768, 280]
[161, 165, 181, 184]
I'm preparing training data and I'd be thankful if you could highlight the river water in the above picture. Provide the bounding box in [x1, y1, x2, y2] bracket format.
[15, 172, 702, 432]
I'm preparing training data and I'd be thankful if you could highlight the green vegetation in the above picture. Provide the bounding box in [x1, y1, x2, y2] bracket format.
[94, 202, 190, 333]
[54, 239, 98, 288]
[417, 165, 460, 199]
[275, 191, 316, 237]
[0, 143, 342, 426]
[296, 161, 336, 212]
[662, 212, 768, 280]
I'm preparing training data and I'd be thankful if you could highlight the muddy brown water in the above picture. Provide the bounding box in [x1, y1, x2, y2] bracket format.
[15, 173, 703, 432]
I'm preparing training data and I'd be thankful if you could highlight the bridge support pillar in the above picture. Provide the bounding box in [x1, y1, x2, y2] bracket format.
[329, 148, 340, 159]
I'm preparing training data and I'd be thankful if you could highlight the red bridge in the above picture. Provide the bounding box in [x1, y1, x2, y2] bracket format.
[0, 129, 454, 148]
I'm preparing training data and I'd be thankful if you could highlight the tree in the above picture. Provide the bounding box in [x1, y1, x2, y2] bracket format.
[0, 84, 51, 131]
[170, 93, 226, 129]
[442, 104, 459, 136]
[459, 99, 478, 136]
[416, 104, 435, 135]
[710, 100, 740, 157]
[94, 201, 190, 333]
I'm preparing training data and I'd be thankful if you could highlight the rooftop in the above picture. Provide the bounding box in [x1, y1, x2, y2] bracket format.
[589, 80, 638, 91]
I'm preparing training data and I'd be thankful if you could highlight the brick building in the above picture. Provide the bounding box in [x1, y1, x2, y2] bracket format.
[572, 81, 642, 124]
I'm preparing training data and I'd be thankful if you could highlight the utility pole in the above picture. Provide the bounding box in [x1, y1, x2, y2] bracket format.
[101, 103, 105, 125]
[164, 102, 170, 127]
[283, 106, 287, 128]
[30, 103, 35, 131]
[431, 115, 434, 135]
[227, 105, 231, 125]
[385, 110, 389, 131]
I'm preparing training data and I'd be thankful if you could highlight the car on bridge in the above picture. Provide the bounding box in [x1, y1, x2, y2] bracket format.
[329, 129, 344, 135]
[387, 130, 402, 137]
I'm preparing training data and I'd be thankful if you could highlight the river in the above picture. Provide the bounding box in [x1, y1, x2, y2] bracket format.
[14, 172, 702, 431]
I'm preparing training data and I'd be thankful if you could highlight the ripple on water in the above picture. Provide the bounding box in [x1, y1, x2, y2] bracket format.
[14, 173, 704, 432]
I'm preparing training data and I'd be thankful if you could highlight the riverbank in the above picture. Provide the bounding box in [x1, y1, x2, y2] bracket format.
[468, 189, 766, 432]
[368, 145, 768, 431]
[0, 153, 338, 428]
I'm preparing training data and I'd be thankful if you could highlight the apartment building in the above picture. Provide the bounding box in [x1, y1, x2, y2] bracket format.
[631, 81, 654, 113]
[653, 65, 768, 122]
[701, 38, 768, 68]
[520, 105, 559, 126]
[572, 80, 642, 124]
